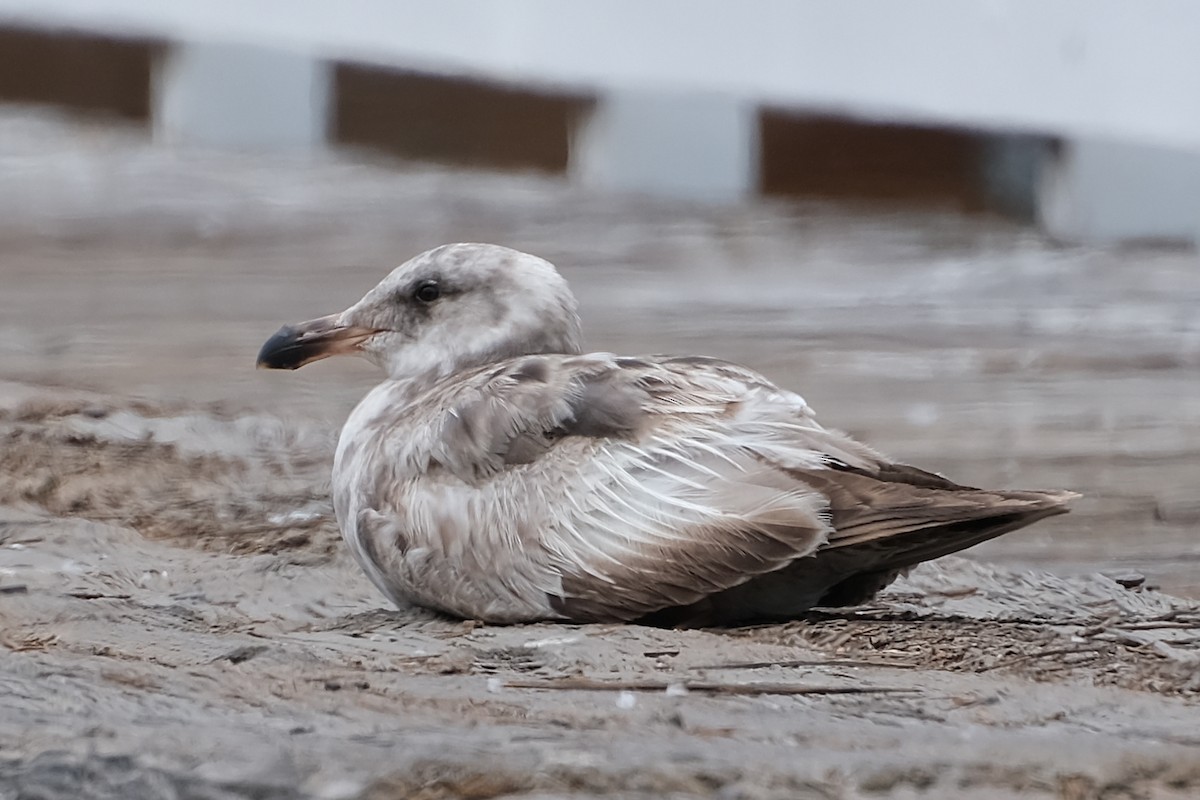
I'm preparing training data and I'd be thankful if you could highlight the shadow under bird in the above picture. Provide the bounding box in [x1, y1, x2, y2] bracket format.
[257, 243, 1077, 626]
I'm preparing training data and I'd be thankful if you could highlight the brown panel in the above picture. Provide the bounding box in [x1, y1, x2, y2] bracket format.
[759, 110, 989, 211]
[334, 63, 592, 173]
[0, 26, 156, 120]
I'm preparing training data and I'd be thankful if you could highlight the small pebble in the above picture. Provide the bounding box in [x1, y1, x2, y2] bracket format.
[1102, 570, 1146, 590]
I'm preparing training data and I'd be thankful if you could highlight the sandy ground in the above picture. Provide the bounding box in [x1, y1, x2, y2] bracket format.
[2, 110, 1200, 798]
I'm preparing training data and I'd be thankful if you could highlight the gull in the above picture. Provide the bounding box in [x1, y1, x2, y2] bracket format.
[257, 243, 1076, 626]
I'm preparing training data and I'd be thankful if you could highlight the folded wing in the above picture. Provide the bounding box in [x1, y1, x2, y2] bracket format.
[413, 353, 1073, 623]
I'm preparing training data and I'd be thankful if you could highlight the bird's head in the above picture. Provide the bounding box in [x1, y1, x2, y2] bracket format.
[256, 243, 583, 381]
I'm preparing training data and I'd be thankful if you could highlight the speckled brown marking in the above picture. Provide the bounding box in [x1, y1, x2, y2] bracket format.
[560, 370, 644, 438]
[511, 357, 549, 383]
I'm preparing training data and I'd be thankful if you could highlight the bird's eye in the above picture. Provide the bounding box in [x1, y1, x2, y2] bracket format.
[413, 280, 441, 303]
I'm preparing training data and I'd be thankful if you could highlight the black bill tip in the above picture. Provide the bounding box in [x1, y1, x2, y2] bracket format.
[256, 324, 312, 370]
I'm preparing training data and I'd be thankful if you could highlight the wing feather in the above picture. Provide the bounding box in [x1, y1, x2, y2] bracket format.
[361, 352, 1072, 624]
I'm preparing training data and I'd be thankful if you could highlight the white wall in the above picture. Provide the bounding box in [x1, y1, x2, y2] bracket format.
[3, 0, 1200, 149]
[154, 41, 330, 149]
[1040, 138, 1200, 244]
[5, 0, 1200, 240]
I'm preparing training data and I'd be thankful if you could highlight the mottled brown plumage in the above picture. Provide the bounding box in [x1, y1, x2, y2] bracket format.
[257, 243, 1077, 625]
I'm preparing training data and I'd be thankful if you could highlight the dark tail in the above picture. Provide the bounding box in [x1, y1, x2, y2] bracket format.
[815, 490, 1076, 607]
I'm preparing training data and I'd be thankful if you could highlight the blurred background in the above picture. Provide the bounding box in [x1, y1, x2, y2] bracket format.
[0, 1, 1197, 595]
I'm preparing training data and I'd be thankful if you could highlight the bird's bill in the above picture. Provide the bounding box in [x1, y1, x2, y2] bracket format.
[256, 314, 378, 370]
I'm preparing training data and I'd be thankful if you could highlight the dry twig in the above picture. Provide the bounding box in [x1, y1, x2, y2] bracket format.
[503, 677, 914, 696]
